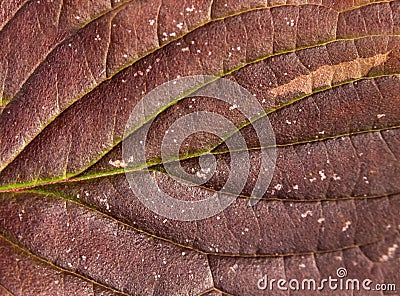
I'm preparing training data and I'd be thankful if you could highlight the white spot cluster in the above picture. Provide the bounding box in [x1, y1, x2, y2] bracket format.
[379, 244, 398, 262]
[318, 170, 327, 181]
[342, 221, 351, 232]
[301, 210, 313, 218]
[109, 159, 127, 168]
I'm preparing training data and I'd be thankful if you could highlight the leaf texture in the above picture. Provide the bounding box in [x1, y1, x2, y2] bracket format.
[0, 1, 399, 295]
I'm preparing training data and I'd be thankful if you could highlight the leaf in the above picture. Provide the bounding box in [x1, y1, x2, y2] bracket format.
[1, 1, 400, 295]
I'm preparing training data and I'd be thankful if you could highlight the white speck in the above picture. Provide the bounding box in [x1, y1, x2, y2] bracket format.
[333, 173, 341, 181]
[177, 23, 184, 29]
[81, 255, 86, 260]
[290, 19, 295, 26]
[100, 193, 111, 212]
[94, 34, 101, 41]
[379, 244, 397, 263]
[274, 184, 283, 191]
[309, 177, 317, 182]
[208, 51, 212, 56]
[68, 43, 72, 47]
[149, 19, 155, 26]
[342, 221, 351, 232]
[318, 170, 327, 181]
[186, 6, 195, 12]
[318, 217, 325, 224]
[67, 263, 73, 268]
[318, 131, 325, 135]
[285, 119, 292, 125]
[182, 252, 186, 256]
[196, 49, 201, 53]
[216, 216, 220, 220]
[109, 159, 127, 168]
[75, 16, 80, 20]
[377, 114, 385, 119]
[84, 191, 90, 197]
[293, 184, 299, 190]
[181, 47, 189, 52]
[388, 244, 398, 258]
[299, 263, 306, 268]
[196, 167, 210, 179]
[230, 264, 238, 272]
[301, 210, 313, 218]
[163, 219, 168, 223]
[123, 54, 128, 58]
[283, 72, 288, 76]
[169, 32, 176, 37]
[229, 104, 238, 110]
[363, 176, 369, 184]
[237, 46, 241, 51]
[380, 254, 389, 262]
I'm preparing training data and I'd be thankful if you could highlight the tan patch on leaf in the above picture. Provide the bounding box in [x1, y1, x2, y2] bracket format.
[270, 52, 390, 97]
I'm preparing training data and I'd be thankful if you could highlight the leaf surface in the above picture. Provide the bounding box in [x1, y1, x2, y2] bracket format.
[0, 1, 399, 295]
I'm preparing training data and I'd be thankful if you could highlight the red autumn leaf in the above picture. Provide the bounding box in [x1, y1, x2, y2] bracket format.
[0, 1, 399, 295]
